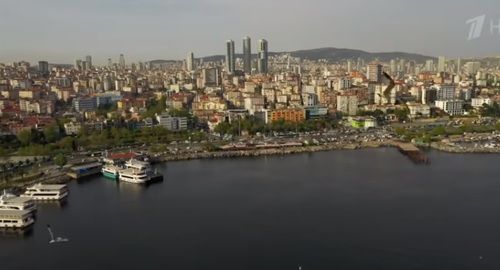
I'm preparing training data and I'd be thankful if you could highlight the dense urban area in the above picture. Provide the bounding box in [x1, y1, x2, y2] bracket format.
[1, 38, 500, 188]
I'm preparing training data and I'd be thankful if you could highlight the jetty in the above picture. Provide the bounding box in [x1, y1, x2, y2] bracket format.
[67, 163, 102, 179]
[395, 143, 430, 164]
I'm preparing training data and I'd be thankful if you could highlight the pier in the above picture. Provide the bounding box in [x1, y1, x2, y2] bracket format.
[396, 143, 430, 164]
[67, 163, 102, 179]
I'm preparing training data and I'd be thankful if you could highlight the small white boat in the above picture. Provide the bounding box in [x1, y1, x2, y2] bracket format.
[21, 183, 69, 201]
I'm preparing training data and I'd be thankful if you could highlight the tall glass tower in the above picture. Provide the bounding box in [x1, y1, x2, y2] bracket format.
[257, 39, 268, 74]
[226, 40, 235, 74]
[243, 36, 252, 74]
[119, 54, 126, 69]
[85, 55, 92, 69]
[187, 52, 194, 71]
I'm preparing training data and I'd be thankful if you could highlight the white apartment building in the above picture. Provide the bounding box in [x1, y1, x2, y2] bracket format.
[471, 97, 492, 108]
[435, 100, 464, 116]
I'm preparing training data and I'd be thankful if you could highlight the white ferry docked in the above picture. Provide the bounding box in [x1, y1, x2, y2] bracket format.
[21, 183, 69, 201]
[118, 158, 162, 184]
[125, 159, 152, 172]
[0, 191, 36, 212]
[0, 210, 35, 229]
[119, 168, 151, 184]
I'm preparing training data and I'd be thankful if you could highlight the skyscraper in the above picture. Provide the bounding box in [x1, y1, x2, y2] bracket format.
[108, 58, 113, 68]
[390, 59, 396, 75]
[456, 58, 461, 74]
[187, 52, 194, 72]
[367, 63, 383, 83]
[75, 59, 82, 71]
[257, 39, 268, 74]
[38, 61, 49, 75]
[243, 36, 252, 74]
[425, 59, 434, 72]
[81, 61, 88, 71]
[119, 54, 126, 69]
[437, 56, 446, 73]
[85, 55, 92, 69]
[226, 40, 235, 74]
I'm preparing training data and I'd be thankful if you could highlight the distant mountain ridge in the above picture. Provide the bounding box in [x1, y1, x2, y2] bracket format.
[147, 47, 435, 65]
[195, 47, 435, 63]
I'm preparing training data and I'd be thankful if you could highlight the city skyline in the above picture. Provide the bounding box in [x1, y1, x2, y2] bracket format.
[1, 0, 500, 64]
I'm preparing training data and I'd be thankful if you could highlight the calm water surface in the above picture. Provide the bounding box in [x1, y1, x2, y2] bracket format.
[1, 148, 500, 270]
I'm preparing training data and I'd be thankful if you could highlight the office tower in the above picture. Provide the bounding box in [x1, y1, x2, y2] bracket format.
[257, 39, 268, 74]
[119, 54, 126, 69]
[243, 36, 252, 74]
[347, 60, 352, 73]
[367, 63, 383, 83]
[202, 68, 220, 87]
[425, 59, 434, 72]
[399, 59, 406, 73]
[38, 61, 49, 75]
[75, 59, 83, 71]
[465, 61, 481, 74]
[437, 56, 446, 72]
[225, 40, 235, 74]
[81, 61, 88, 71]
[390, 59, 396, 75]
[108, 58, 113, 68]
[457, 58, 461, 74]
[85, 55, 92, 69]
[408, 61, 416, 75]
[187, 52, 194, 72]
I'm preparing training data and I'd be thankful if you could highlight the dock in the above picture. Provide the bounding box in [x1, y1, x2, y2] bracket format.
[67, 162, 102, 179]
[396, 143, 430, 164]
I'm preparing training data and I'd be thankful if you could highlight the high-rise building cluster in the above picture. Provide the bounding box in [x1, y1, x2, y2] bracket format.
[0, 40, 499, 141]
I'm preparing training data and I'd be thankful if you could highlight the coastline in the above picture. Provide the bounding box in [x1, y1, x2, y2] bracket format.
[2, 140, 499, 190]
[155, 140, 500, 164]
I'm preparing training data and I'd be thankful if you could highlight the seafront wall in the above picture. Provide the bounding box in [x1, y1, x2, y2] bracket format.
[2, 139, 499, 190]
[156, 141, 388, 163]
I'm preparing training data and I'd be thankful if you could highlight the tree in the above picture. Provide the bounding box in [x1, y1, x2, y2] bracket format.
[54, 153, 67, 167]
[394, 108, 410, 122]
[17, 129, 33, 146]
[58, 136, 75, 151]
[43, 124, 60, 143]
[479, 102, 500, 117]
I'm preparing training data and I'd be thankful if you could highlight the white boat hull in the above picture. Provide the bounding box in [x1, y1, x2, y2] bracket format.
[21, 191, 68, 201]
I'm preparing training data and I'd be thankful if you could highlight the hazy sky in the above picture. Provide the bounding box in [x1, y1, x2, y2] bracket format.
[1, 0, 500, 64]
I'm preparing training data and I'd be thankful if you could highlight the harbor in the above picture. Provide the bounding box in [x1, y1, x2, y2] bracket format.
[0, 153, 164, 231]
[2, 149, 500, 269]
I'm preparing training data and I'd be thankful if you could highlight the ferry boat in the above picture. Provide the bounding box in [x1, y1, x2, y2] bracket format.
[119, 168, 151, 184]
[0, 191, 36, 212]
[0, 210, 35, 229]
[21, 183, 69, 201]
[125, 159, 152, 172]
[118, 158, 163, 184]
[101, 164, 121, 180]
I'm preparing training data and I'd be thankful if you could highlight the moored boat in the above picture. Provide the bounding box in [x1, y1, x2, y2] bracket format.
[0, 210, 35, 229]
[20, 183, 69, 201]
[101, 165, 121, 180]
[0, 191, 37, 213]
